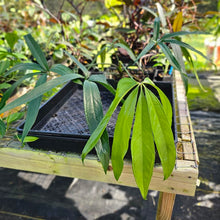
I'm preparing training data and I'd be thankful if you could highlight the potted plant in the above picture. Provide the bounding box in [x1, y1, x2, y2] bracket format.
[0, 16, 209, 199]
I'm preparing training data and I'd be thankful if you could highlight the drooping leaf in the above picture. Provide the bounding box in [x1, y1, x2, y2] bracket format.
[88, 74, 116, 96]
[143, 78, 172, 126]
[160, 31, 208, 41]
[0, 73, 83, 114]
[144, 86, 176, 179]
[5, 63, 45, 77]
[82, 78, 138, 161]
[65, 51, 90, 78]
[131, 87, 155, 199]
[50, 64, 78, 76]
[142, 6, 157, 17]
[83, 80, 110, 173]
[0, 119, 6, 138]
[158, 42, 182, 72]
[5, 32, 19, 50]
[181, 47, 206, 92]
[24, 34, 49, 71]
[21, 74, 47, 142]
[114, 43, 136, 62]
[112, 86, 139, 180]
[163, 39, 210, 61]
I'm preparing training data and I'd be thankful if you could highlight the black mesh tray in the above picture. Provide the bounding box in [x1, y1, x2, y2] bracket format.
[17, 80, 177, 156]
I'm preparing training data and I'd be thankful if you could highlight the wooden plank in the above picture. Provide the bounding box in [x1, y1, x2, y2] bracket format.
[156, 192, 176, 220]
[0, 145, 198, 196]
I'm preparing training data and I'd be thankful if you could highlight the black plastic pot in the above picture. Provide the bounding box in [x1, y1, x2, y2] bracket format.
[17, 80, 177, 158]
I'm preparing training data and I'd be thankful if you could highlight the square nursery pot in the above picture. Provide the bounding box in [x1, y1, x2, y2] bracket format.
[17, 80, 177, 162]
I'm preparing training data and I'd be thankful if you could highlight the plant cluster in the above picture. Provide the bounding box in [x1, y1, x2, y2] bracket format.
[0, 0, 212, 199]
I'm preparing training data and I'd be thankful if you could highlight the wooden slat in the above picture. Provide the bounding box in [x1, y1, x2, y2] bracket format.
[0, 144, 198, 196]
[156, 192, 176, 220]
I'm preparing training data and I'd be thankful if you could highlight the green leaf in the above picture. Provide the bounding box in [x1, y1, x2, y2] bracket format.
[144, 86, 176, 179]
[112, 86, 139, 180]
[143, 78, 172, 126]
[21, 74, 47, 142]
[88, 74, 116, 96]
[0, 72, 43, 109]
[0, 83, 11, 90]
[82, 78, 138, 161]
[163, 39, 210, 61]
[158, 42, 182, 72]
[24, 34, 49, 71]
[6, 112, 24, 125]
[65, 51, 90, 78]
[114, 43, 136, 62]
[0, 119, 6, 138]
[153, 17, 160, 41]
[0, 60, 10, 75]
[0, 73, 83, 114]
[5, 32, 19, 50]
[136, 40, 155, 61]
[83, 80, 110, 173]
[160, 31, 208, 41]
[131, 87, 155, 199]
[17, 134, 39, 143]
[50, 64, 79, 76]
[5, 63, 45, 77]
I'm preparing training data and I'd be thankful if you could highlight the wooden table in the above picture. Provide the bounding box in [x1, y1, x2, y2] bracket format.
[0, 72, 199, 220]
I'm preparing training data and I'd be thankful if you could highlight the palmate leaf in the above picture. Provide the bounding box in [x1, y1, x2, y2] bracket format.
[83, 80, 110, 173]
[144, 86, 176, 179]
[111, 86, 139, 180]
[131, 87, 155, 199]
[24, 34, 49, 71]
[0, 73, 83, 114]
[82, 78, 138, 161]
[21, 74, 47, 142]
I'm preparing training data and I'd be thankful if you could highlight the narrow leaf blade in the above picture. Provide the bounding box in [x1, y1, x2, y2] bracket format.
[21, 74, 47, 142]
[24, 34, 49, 71]
[83, 80, 110, 172]
[112, 86, 139, 180]
[0, 74, 83, 114]
[144, 86, 176, 179]
[82, 78, 138, 161]
[131, 87, 155, 199]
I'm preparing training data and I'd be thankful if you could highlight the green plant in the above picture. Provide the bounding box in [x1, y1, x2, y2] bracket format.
[0, 16, 209, 199]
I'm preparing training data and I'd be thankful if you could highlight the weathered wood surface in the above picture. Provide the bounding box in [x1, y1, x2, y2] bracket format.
[0, 71, 199, 197]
